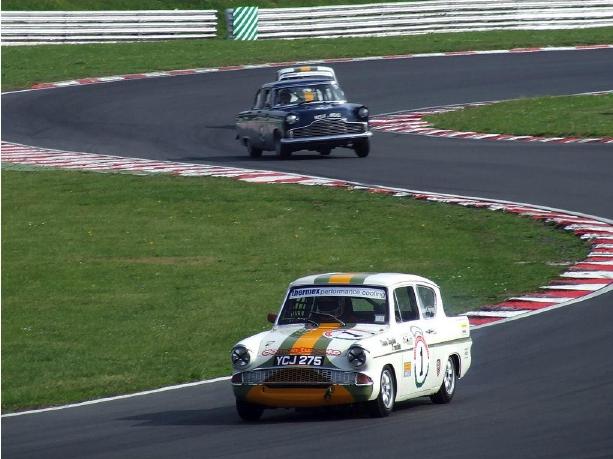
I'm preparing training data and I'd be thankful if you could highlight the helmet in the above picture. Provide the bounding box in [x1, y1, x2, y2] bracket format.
[316, 296, 342, 316]
[279, 89, 292, 105]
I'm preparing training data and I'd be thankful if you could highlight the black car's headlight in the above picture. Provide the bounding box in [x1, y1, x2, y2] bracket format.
[357, 106, 369, 119]
[285, 114, 298, 125]
[347, 346, 367, 368]
[231, 345, 251, 368]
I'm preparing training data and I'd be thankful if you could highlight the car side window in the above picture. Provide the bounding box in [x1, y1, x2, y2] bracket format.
[253, 90, 263, 109]
[263, 89, 273, 108]
[417, 286, 437, 318]
[394, 286, 419, 322]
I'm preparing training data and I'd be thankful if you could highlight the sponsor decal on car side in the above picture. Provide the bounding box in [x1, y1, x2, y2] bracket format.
[403, 361, 412, 377]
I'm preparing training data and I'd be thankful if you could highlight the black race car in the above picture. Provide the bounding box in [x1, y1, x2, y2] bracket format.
[236, 77, 372, 158]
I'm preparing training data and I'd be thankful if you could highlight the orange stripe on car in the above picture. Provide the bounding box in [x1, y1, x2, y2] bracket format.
[329, 273, 354, 284]
[291, 324, 339, 352]
[246, 386, 355, 407]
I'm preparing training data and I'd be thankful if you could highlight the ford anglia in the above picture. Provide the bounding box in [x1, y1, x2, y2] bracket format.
[231, 273, 472, 421]
[235, 76, 372, 158]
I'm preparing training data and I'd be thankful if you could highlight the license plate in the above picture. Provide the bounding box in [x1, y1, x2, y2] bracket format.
[274, 355, 324, 366]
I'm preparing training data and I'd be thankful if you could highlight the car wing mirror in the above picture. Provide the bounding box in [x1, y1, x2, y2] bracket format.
[267, 313, 277, 324]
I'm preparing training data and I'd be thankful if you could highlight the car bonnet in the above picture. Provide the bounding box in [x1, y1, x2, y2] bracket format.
[253, 323, 387, 367]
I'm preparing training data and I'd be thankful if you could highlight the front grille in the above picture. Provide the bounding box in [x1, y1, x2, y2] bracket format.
[242, 368, 357, 386]
[290, 119, 366, 139]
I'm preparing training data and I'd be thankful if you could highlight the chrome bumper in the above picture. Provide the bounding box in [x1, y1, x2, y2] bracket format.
[281, 131, 372, 144]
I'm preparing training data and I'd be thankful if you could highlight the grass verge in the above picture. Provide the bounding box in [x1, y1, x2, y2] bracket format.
[1, 168, 588, 411]
[2, 28, 612, 91]
[424, 93, 613, 138]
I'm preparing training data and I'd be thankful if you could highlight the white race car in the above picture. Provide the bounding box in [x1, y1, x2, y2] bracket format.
[276, 65, 337, 82]
[231, 273, 472, 420]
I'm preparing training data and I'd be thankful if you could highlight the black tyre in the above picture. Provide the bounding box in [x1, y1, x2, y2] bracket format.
[246, 139, 262, 158]
[353, 139, 370, 158]
[236, 399, 264, 422]
[368, 366, 395, 417]
[274, 134, 291, 159]
[430, 356, 456, 404]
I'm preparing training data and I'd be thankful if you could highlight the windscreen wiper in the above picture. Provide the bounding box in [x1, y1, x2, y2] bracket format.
[309, 311, 346, 326]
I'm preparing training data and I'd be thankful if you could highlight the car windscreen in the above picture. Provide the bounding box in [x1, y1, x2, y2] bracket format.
[278, 286, 388, 325]
[274, 83, 346, 106]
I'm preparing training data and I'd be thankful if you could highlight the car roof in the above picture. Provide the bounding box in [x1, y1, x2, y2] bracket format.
[277, 66, 336, 80]
[261, 78, 334, 89]
[289, 273, 438, 288]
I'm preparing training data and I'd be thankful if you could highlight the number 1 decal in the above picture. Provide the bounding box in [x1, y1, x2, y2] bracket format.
[419, 348, 424, 376]
[414, 335, 430, 388]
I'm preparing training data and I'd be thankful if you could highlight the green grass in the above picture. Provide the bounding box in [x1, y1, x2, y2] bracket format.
[3, 27, 613, 91]
[424, 93, 613, 138]
[1, 168, 588, 411]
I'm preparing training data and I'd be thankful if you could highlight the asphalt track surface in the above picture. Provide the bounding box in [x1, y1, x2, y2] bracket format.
[2, 49, 613, 458]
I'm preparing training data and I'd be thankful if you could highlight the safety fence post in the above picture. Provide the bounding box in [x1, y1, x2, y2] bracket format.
[228, 6, 259, 40]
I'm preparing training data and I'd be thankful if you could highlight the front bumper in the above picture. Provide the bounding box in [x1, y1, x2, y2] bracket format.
[237, 384, 373, 408]
[232, 367, 374, 408]
[281, 131, 372, 145]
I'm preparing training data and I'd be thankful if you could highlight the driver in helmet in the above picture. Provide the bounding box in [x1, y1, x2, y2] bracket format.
[278, 89, 292, 105]
[316, 296, 343, 317]
[314, 297, 356, 323]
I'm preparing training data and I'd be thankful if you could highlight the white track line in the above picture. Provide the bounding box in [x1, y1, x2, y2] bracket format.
[1, 377, 230, 418]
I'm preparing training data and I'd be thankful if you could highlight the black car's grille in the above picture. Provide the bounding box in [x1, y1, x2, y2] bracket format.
[242, 368, 356, 386]
[290, 119, 366, 139]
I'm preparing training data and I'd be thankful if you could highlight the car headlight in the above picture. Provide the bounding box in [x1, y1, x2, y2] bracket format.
[285, 114, 298, 125]
[357, 107, 369, 119]
[347, 346, 367, 368]
[231, 345, 251, 368]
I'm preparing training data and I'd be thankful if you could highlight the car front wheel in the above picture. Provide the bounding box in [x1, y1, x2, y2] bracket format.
[246, 139, 262, 158]
[353, 139, 370, 158]
[274, 134, 291, 159]
[236, 399, 264, 422]
[368, 366, 395, 417]
[430, 356, 456, 404]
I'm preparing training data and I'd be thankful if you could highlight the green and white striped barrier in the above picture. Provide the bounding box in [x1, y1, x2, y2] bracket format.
[232, 7, 258, 40]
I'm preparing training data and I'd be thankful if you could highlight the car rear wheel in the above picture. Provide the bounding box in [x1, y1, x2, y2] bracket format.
[353, 139, 370, 158]
[430, 356, 456, 404]
[274, 134, 291, 159]
[236, 399, 264, 422]
[368, 366, 395, 417]
[246, 139, 262, 158]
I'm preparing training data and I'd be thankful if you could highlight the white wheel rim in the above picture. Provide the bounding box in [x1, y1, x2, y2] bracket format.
[444, 358, 455, 395]
[381, 370, 394, 409]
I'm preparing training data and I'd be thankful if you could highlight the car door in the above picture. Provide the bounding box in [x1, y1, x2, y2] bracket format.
[251, 89, 269, 148]
[391, 284, 432, 398]
[415, 283, 447, 391]
[259, 88, 278, 149]
[237, 89, 262, 145]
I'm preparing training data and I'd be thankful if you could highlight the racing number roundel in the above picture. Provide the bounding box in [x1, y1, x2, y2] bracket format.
[413, 335, 430, 388]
